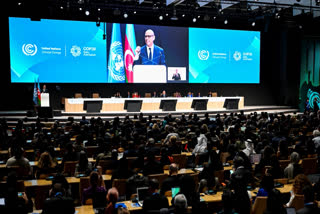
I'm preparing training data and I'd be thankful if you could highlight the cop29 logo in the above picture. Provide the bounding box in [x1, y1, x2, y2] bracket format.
[22, 44, 37, 56]
[70, 45, 81, 57]
[233, 51, 241, 61]
[198, 50, 209, 60]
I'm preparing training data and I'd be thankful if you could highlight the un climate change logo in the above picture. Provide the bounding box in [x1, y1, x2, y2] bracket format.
[22, 44, 37, 56]
[70, 45, 81, 57]
[108, 41, 125, 82]
[198, 50, 209, 60]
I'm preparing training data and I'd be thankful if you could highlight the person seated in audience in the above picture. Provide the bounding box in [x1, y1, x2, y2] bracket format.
[105, 187, 129, 214]
[198, 163, 219, 193]
[42, 183, 75, 214]
[2, 171, 33, 214]
[296, 185, 320, 214]
[254, 174, 274, 202]
[74, 135, 85, 152]
[61, 142, 78, 167]
[263, 188, 286, 214]
[229, 156, 255, 214]
[159, 147, 171, 168]
[172, 174, 201, 212]
[82, 171, 106, 205]
[111, 157, 134, 183]
[160, 163, 181, 195]
[6, 146, 32, 178]
[284, 152, 303, 180]
[278, 139, 289, 160]
[163, 126, 180, 145]
[124, 141, 138, 157]
[286, 174, 312, 207]
[36, 151, 57, 179]
[143, 179, 169, 212]
[167, 135, 181, 155]
[143, 151, 163, 176]
[173, 194, 188, 214]
[75, 150, 92, 176]
[254, 146, 282, 178]
[192, 128, 208, 156]
[145, 138, 160, 156]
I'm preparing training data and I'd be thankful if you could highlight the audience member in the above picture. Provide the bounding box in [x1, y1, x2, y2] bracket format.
[160, 163, 180, 195]
[143, 179, 169, 212]
[286, 174, 312, 207]
[284, 152, 303, 179]
[82, 171, 106, 205]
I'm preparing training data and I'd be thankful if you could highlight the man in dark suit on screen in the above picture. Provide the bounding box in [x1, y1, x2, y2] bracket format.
[134, 29, 166, 66]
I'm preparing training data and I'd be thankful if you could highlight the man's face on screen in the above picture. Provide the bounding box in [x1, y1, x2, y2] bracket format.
[145, 30, 155, 47]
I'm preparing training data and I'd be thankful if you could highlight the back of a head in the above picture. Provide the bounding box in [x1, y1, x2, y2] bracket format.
[293, 174, 312, 195]
[290, 152, 300, 164]
[174, 194, 187, 212]
[233, 156, 244, 169]
[107, 187, 119, 204]
[89, 171, 99, 187]
[149, 179, 159, 191]
[51, 183, 65, 198]
[169, 163, 178, 175]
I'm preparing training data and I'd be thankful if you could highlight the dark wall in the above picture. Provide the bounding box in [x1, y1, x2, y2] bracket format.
[1, 17, 303, 111]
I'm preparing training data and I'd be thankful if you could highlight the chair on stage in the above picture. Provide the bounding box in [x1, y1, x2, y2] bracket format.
[92, 93, 100, 98]
[145, 93, 151, 98]
[211, 92, 218, 97]
[75, 93, 83, 98]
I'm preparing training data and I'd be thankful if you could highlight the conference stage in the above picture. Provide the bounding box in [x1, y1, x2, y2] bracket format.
[65, 97, 244, 113]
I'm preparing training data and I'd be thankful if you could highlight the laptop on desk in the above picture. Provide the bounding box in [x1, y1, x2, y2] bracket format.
[137, 187, 149, 207]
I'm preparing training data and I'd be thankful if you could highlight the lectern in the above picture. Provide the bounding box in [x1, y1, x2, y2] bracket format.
[160, 99, 177, 111]
[223, 98, 240, 110]
[124, 100, 143, 112]
[191, 99, 208, 110]
[84, 100, 103, 112]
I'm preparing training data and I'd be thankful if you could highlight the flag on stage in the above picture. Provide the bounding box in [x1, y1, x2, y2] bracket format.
[33, 79, 38, 105]
[37, 77, 41, 106]
[107, 23, 125, 83]
[124, 24, 137, 83]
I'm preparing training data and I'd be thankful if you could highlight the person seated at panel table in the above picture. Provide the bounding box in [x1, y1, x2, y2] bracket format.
[160, 90, 167, 97]
[114, 92, 122, 98]
[127, 91, 131, 98]
[197, 92, 201, 97]
[187, 92, 193, 98]
[152, 91, 158, 97]
[207, 91, 212, 97]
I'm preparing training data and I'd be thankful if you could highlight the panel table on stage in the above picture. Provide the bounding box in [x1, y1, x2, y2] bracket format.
[65, 97, 244, 112]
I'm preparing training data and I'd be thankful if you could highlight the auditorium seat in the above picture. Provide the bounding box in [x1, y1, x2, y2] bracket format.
[35, 185, 51, 210]
[290, 194, 304, 211]
[279, 159, 290, 170]
[302, 157, 317, 175]
[148, 173, 168, 189]
[63, 161, 78, 177]
[75, 93, 83, 98]
[92, 93, 100, 98]
[172, 154, 187, 169]
[98, 160, 114, 174]
[251, 196, 267, 214]
[112, 179, 127, 201]
[79, 177, 91, 204]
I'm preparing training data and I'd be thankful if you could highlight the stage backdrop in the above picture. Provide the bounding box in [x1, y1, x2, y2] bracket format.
[299, 38, 320, 111]
[9, 17, 260, 84]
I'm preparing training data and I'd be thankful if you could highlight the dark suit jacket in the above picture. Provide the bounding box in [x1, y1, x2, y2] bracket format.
[134, 45, 166, 66]
[41, 196, 75, 214]
[160, 175, 180, 195]
[143, 193, 169, 212]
